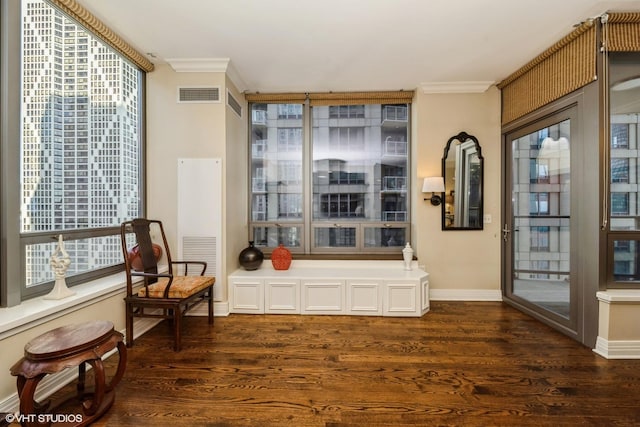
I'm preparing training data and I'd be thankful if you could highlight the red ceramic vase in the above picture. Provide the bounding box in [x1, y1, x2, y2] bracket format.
[128, 243, 163, 271]
[271, 244, 292, 270]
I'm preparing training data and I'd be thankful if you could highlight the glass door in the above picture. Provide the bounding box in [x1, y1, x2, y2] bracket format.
[504, 108, 576, 329]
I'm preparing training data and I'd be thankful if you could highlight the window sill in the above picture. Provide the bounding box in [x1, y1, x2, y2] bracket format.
[0, 272, 128, 340]
[597, 289, 640, 303]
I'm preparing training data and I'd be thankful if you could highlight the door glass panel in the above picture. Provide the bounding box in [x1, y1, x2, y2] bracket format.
[511, 119, 571, 319]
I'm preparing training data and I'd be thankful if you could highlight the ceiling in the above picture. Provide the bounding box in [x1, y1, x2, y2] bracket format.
[76, 0, 640, 93]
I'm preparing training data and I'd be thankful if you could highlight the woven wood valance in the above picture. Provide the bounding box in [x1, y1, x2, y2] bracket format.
[308, 91, 414, 106]
[47, 0, 154, 72]
[604, 12, 640, 51]
[497, 20, 596, 125]
[244, 93, 307, 104]
[245, 91, 414, 105]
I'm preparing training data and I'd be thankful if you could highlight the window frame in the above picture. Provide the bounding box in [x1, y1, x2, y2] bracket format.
[606, 52, 640, 289]
[248, 100, 411, 256]
[1, 0, 146, 306]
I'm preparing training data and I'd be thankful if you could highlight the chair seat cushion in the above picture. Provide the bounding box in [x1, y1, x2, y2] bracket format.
[138, 275, 215, 298]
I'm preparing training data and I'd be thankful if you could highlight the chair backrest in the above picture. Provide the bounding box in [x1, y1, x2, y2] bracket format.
[120, 218, 173, 295]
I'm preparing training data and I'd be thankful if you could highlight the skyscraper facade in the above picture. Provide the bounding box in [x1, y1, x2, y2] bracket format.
[21, 0, 142, 287]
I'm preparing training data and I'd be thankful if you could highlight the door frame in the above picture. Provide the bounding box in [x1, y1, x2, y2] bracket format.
[501, 85, 601, 347]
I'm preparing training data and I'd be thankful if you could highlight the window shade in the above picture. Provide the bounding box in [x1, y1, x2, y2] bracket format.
[604, 12, 640, 51]
[309, 91, 414, 106]
[47, 0, 154, 72]
[245, 91, 414, 105]
[244, 93, 307, 104]
[497, 20, 596, 125]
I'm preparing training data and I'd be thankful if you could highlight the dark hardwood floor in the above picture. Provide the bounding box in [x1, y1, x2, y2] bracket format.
[54, 302, 640, 426]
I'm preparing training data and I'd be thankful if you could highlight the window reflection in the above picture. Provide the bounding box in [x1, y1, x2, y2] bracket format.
[249, 102, 410, 253]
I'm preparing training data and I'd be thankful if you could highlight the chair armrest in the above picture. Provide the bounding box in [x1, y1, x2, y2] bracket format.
[130, 271, 175, 298]
[171, 261, 207, 276]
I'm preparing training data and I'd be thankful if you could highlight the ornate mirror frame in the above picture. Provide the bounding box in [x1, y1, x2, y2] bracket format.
[441, 131, 484, 230]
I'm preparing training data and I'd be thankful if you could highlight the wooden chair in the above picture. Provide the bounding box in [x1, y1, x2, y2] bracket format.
[120, 218, 215, 351]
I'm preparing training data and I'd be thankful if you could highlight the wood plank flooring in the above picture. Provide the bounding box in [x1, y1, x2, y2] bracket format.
[55, 302, 640, 426]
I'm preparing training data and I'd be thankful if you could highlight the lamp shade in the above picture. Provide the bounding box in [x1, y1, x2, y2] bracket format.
[422, 177, 445, 193]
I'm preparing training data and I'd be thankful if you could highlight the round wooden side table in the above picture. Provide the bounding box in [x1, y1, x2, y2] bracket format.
[10, 320, 127, 427]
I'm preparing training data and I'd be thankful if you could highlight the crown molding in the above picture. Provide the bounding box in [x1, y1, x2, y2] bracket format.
[224, 61, 247, 93]
[420, 81, 494, 94]
[165, 57, 247, 92]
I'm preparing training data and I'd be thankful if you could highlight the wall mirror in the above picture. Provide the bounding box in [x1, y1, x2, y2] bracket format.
[442, 131, 484, 230]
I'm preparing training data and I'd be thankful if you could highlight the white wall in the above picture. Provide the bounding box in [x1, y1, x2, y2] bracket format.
[145, 64, 230, 299]
[414, 87, 502, 298]
[224, 76, 249, 293]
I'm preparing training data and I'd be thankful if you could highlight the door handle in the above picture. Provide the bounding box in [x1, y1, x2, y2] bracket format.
[502, 224, 511, 242]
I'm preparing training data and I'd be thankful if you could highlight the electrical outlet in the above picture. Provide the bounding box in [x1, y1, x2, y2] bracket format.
[484, 214, 492, 224]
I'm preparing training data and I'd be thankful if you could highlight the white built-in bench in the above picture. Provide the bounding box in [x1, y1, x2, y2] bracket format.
[228, 260, 429, 317]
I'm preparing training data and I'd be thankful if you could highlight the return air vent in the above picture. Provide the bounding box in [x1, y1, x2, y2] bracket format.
[177, 86, 220, 103]
[227, 90, 242, 117]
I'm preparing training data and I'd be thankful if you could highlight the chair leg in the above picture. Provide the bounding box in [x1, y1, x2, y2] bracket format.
[125, 302, 134, 348]
[173, 304, 182, 352]
[208, 287, 214, 325]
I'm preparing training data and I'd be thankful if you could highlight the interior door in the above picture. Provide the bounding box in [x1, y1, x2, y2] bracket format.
[503, 107, 577, 333]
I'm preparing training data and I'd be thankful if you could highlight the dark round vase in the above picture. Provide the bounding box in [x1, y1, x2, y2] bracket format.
[239, 241, 264, 270]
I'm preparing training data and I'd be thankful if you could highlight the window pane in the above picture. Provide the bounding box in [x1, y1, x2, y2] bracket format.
[607, 53, 640, 287]
[610, 108, 639, 230]
[250, 103, 303, 233]
[21, 0, 141, 233]
[314, 227, 357, 248]
[20, 0, 143, 294]
[312, 104, 409, 250]
[25, 235, 123, 287]
[364, 227, 406, 248]
[612, 240, 640, 282]
[252, 226, 302, 248]
[249, 102, 410, 254]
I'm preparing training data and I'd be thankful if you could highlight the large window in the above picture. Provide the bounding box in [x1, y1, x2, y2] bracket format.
[249, 101, 410, 254]
[608, 52, 640, 287]
[2, 0, 145, 303]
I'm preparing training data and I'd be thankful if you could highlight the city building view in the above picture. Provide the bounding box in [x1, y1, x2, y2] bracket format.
[249, 102, 409, 253]
[21, 0, 141, 287]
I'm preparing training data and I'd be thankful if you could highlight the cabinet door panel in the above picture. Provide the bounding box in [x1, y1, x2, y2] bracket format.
[231, 280, 264, 313]
[347, 280, 382, 315]
[384, 282, 418, 316]
[301, 280, 345, 314]
[266, 280, 300, 314]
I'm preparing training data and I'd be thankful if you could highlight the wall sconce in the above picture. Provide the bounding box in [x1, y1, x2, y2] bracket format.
[422, 177, 445, 206]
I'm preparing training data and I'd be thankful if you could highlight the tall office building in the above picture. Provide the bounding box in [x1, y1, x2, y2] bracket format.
[21, 0, 140, 286]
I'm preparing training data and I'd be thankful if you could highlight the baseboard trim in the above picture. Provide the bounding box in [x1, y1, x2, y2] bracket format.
[187, 301, 229, 317]
[429, 289, 502, 301]
[593, 336, 640, 359]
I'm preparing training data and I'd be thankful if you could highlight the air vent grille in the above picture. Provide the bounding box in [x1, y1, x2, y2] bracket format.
[227, 90, 242, 117]
[178, 87, 220, 103]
